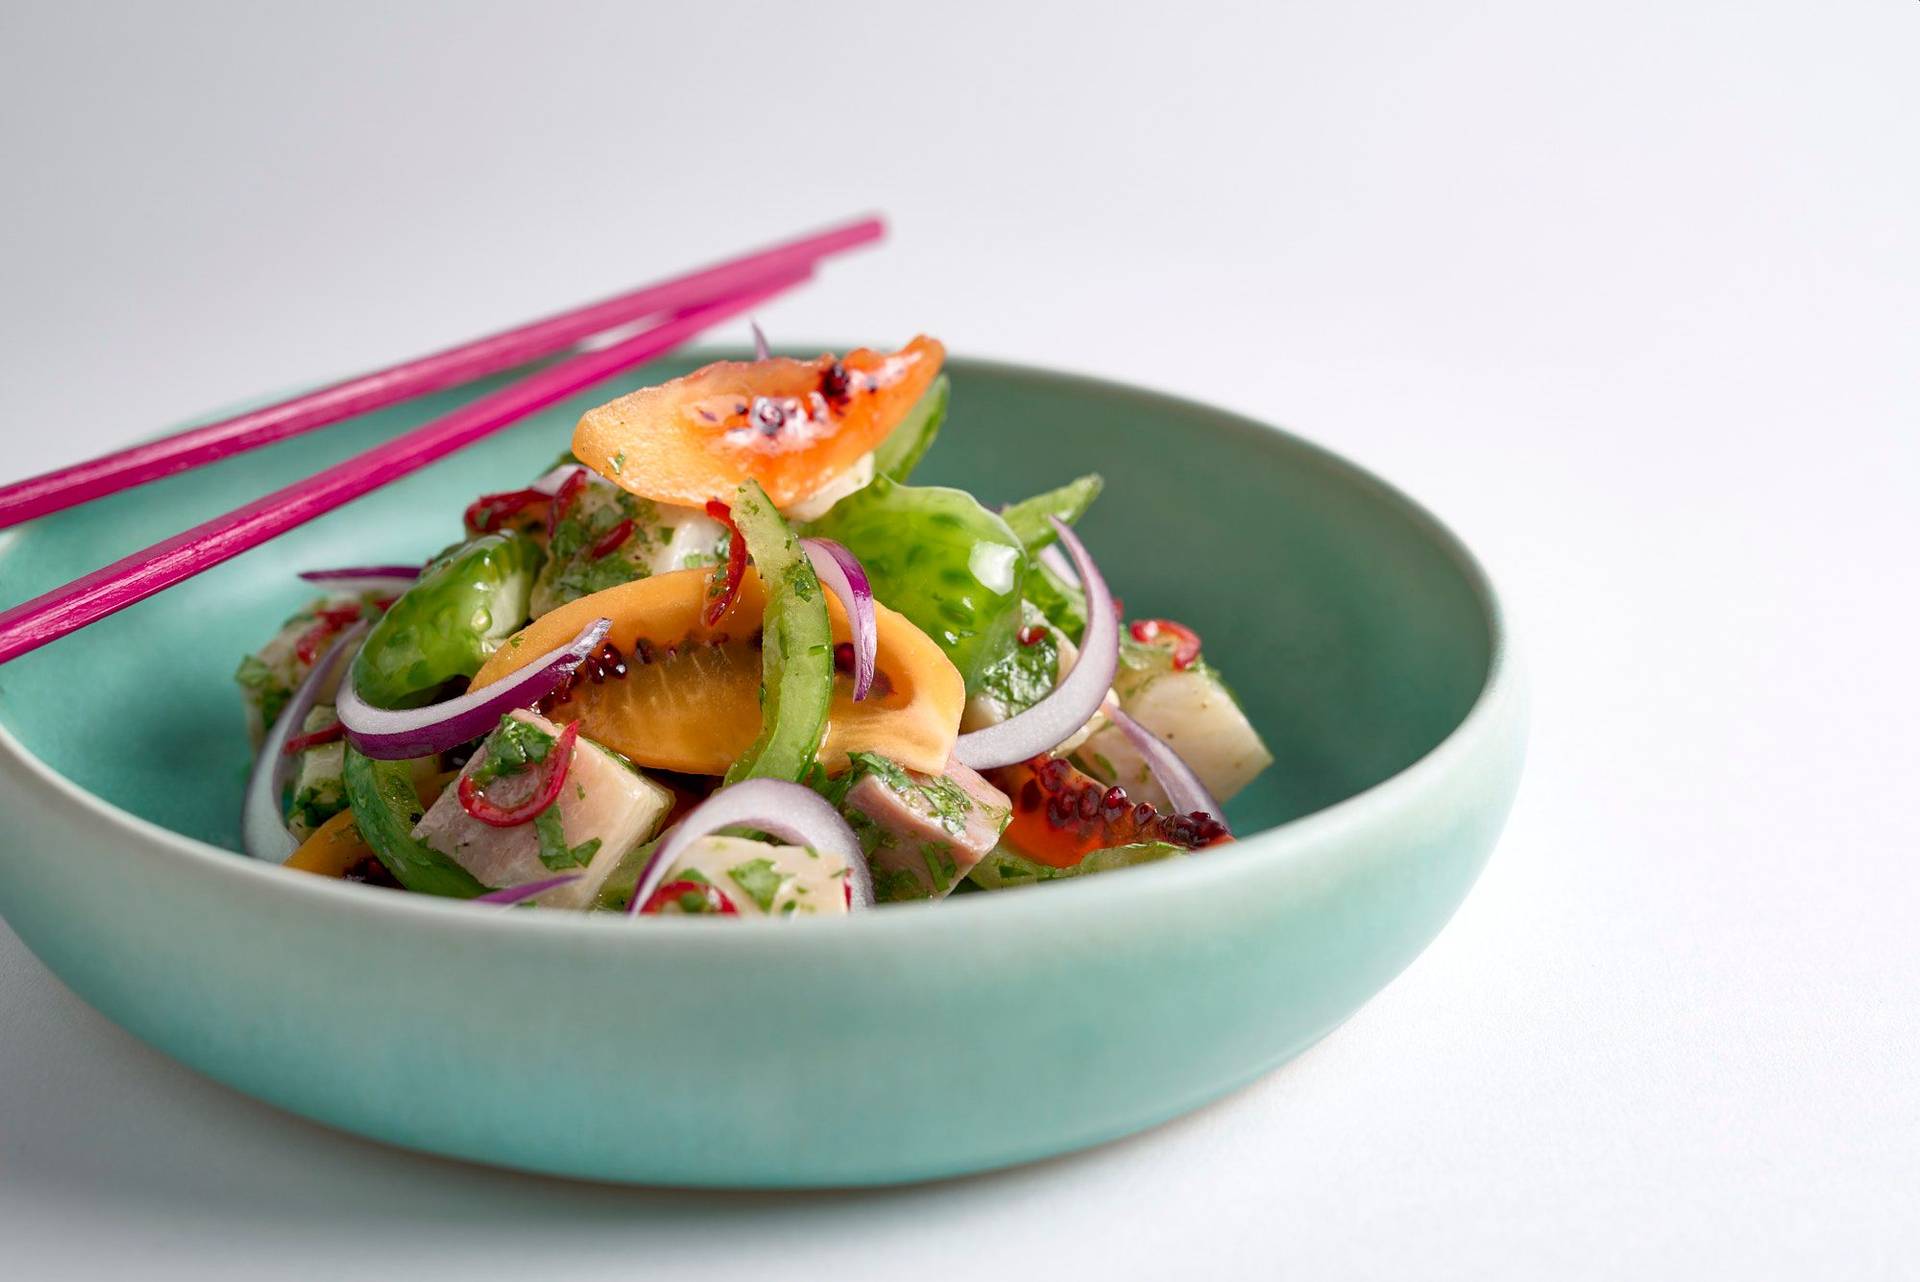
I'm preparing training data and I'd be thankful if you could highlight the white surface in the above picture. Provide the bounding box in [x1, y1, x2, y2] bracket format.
[2, 1, 1915, 1277]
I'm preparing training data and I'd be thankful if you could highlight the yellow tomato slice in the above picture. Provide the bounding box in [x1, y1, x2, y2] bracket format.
[285, 809, 375, 878]
[572, 336, 944, 509]
[471, 568, 963, 775]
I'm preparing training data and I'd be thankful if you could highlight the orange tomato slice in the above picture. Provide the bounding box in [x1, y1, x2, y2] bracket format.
[994, 757, 1234, 869]
[572, 336, 944, 509]
[470, 567, 963, 775]
[285, 809, 376, 877]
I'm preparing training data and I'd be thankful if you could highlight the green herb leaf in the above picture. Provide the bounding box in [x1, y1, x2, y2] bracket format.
[917, 774, 975, 836]
[1023, 562, 1088, 645]
[1001, 473, 1103, 552]
[977, 610, 1061, 717]
[470, 714, 555, 786]
[726, 856, 787, 913]
[534, 808, 602, 871]
[919, 842, 958, 894]
[872, 374, 949, 481]
[845, 751, 912, 794]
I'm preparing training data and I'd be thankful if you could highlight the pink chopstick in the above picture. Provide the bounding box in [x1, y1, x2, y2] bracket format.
[0, 215, 883, 530]
[0, 269, 808, 667]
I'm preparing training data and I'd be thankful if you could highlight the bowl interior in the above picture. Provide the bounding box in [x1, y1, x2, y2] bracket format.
[0, 355, 1492, 853]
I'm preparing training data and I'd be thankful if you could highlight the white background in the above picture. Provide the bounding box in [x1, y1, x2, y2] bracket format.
[2, 2, 1915, 1277]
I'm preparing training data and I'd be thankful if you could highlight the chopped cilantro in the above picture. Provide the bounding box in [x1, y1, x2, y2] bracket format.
[846, 751, 912, 794]
[785, 563, 816, 602]
[551, 553, 646, 601]
[842, 805, 892, 856]
[542, 489, 659, 605]
[234, 654, 292, 728]
[1024, 567, 1087, 645]
[727, 857, 786, 912]
[977, 612, 1060, 716]
[846, 751, 972, 835]
[470, 714, 554, 786]
[610, 451, 626, 475]
[874, 868, 925, 902]
[288, 786, 347, 836]
[918, 774, 974, 836]
[919, 842, 957, 893]
[533, 808, 601, 870]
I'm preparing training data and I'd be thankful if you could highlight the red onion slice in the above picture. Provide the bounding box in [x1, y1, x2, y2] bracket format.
[1109, 707, 1230, 834]
[475, 873, 581, 905]
[242, 621, 368, 862]
[337, 616, 612, 760]
[751, 319, 772, 360]
[298, 565, 420, 594]
[1036, 542, 1078, 586]
[801, 537, 876, 700]
[530, 463, 589, 495]
[954, 517, 1118, 770]
[625, 778, 871, 917]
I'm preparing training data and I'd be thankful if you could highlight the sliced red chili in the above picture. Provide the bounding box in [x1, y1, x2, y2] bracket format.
[291, 597, 393, 664]
[464, 487, 549, 535]
[550, 468, 589, 530]
[282, 720, 346, 755]
[1129, 617, 1202, 670]
[457, 721, 581, 828]
[640, 878, 740, 916]
[589, 517, 635, 560]
[292, 620, 338, 665]
[702, 499, 748, 626]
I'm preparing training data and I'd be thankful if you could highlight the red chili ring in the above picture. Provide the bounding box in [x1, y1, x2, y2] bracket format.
[640, 879, 740, 916]
[1129, 617, 1202, 670]
[464, 487, 548, 535]
[292, 596, 396, 663]
[549, 469, 589, 531]
[703, 499, 748, 626]
[589, 517, 635, 560]
[457, 721, 581, 828]
[282, 720, 346, 755]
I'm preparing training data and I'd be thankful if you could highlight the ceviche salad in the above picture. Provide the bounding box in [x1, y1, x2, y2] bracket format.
[238, 335, 1272, 916]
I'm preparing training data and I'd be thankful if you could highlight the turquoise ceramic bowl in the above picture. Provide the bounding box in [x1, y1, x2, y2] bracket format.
[0, 356, 1524, 1186]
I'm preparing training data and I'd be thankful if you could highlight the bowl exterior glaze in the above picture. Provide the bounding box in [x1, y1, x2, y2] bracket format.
[0, 358, 1524, 1185]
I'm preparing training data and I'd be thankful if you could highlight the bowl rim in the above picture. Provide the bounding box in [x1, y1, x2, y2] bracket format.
[0, 352, 1519, 941]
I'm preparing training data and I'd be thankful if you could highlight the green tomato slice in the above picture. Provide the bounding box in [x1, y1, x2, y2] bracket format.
[341, 748, 486, 898]
[352, 531, 545, 709]
[806, 475, 1025, 693]
[724, 480, 834, 784]
[871, 375, 949, 481]
[1000, 472, 1103, 552]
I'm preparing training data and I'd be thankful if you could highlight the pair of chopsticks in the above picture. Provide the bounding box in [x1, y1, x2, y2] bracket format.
[0, 216, 883, 667]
